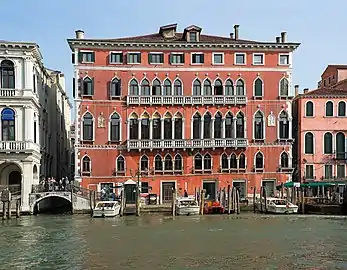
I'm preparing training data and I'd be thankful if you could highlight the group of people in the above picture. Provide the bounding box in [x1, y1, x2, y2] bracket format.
[38, 177, 71, 192]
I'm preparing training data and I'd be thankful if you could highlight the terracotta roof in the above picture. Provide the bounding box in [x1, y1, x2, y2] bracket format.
[327, 65, 347, 69]
[300, 87, 347, 98]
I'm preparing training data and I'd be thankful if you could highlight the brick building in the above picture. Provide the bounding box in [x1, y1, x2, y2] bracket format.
[67, 24, 300, 203]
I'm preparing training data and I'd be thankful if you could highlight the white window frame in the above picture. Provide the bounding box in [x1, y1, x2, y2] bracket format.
[170, 52, 185, 65]
[278, 53, 290, 66]
[323, 164, 333, 179]
[336, 164, 346, 178]
[148, 52, 164, 65]
[109, 51, 123, 64]
[305, 164, 314, 179]
[212, 52, 224, 65]
[191, 52, 204, 65]
[234, 53, 246, 65]
[126, 51, 141, 65]
[252, 53, 265, 65]
[80, 50, 94, 63]
[305, 100, 315, 117]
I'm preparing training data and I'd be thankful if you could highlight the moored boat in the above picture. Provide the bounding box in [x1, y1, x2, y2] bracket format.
[255, 197, 298, 214]
[175, 197, 200, 216]
[93, 201, 121, 218]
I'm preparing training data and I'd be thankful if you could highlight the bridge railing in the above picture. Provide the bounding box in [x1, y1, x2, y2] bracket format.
[72, 185, 102, 201]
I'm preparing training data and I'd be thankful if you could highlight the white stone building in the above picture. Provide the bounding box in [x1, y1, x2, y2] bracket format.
[0, 41, 72, 212]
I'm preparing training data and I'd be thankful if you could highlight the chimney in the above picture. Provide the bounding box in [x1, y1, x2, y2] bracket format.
[75, 30, 85, 39]
[303, 88, 309, 93]
[276, 37, 281, 43]
[234, 25, 239, 40]
[294, 85, 299, 96]
[281, 31, 287, 43]
[230, 33, 234, 39]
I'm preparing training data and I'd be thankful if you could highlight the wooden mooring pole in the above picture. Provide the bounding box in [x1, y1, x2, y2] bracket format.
[120, 189, 124, 216]
[227, 185, 231, 214]
[70, 187, 74, 214]
[263, 187, 268, 214]
[16, 199, 21, 218]
[2, 201, 7, 220]
[89, 191, 93, 217]
[253, 186, 256, 213]
[171, 188, 176, 216]
[199, 189, 205, 215]
[236, 189, 240, 215]
[260, 187, 263, 213]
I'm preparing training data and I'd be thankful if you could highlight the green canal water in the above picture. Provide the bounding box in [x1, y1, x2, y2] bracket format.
[0, 214, 347, 269]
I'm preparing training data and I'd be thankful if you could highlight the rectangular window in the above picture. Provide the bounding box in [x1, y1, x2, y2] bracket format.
[141, 182, 149, 193]
[170, 53, 184, 64]
[127, 53, 141, 64]
[79, 52, 95, 63]
[305, 165, 314, 179]
[191, 53, 204, 64]
[149, 53, 164, 64]
[279, 54, 290, 65]
[232, 180, 246, 200]
[189, 32, 197, 42]
[253, 54, 264, 65]
[212, 53, 224, 65]
[324, 165, 333, 179]
[235, 53, 246, 65]
[337, 165, 345, 178]
[109, 52, 123, 64]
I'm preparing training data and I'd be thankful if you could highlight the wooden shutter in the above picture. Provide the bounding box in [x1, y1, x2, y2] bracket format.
[72, 78, 75, 98]
[201, 54, 204, 63]
[160, 54, 164, 64]
[72, 53, 75, 64]
[91, 78, 94, 95]
[138, 53, 141, 64]
[148, 53, 152, 64]
[91, 52, 95, 62]
[169, 54, 173, 64]
[78, 52, 83, 63]
[119, 53, 124, 64]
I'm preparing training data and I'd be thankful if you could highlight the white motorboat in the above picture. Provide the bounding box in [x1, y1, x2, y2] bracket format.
[93, 201, 121, 218]
[255, 197, 298, 214]
[175, 197, 200, 216]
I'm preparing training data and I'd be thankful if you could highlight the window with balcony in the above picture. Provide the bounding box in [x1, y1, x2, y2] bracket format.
[140, 155, 149, 172]
[225, 112, 234, 138]
[110, 78, 121, 97]
[214, 79, 223, 95]
[305, 164, 314, 179]
[338, 101, 346, 116]
[141, 79, 150, 96]
[116, 156, 125, 173]
[254, 111, 264, 140]
[280, 78, 289, 97]
[236, 79, 245, 95]
[82, 77, 94, 96]
[305, 101, 314, 117]
[324, 165, 333, 179]
[141, 114, 150, 139]
[221, 154, 229, 170]
[174, 113, 183, 139]
[129, 115, 139, 140]
[254, 78, 263, 97]
[336, 132, 346, 160]
[194, 154, 203, 171]
[163, 79, 172, 95]
[170, 53, 184, 64]
[152, 79, 161, 95]
[164, 155, 173, 171]
[129, 79, 139, 95]
[279, 111, 289, 139]
[149, 53, 164, 64]
[154, 155, 163, 171]
[193, 79, 201, 96]
[164, 113, 172, 140]
[225, 79, 234, 95]
[204, 154, 212, 171]
[214, 112, 222, 138]
[173, 79, 182, 95]
[193, 113, 201, 139]
[109, 52, 123, 64]
[82, 112, 93, 141]
[203, 79, 212, 95]
[337, 164, 345, 178]
[203, 112, 212, 139]
[255, 152, 264, 169]
[152, 113, 161, 139]
[239, 153, 246, 169]
[110, 113, 121, 141]
[324, 132, 333, 154]
[0, 60, 15, 89]
[304, 132, 314, 154]
[174, 154, 183, 171]
[325, 101, 333, 117]
[127, 53, 141, 64]
[230, 153, 237, 169]
[280, 152, 289, 168]
[236, 112, 245, 138]
[1, 108, 15, 141]
[82, 156, 91, 175]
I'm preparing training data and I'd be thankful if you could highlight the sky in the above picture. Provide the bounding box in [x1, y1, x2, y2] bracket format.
[1, 0, 347, 110]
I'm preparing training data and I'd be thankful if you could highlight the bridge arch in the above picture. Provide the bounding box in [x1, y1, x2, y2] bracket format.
[31, 193, 72, 215]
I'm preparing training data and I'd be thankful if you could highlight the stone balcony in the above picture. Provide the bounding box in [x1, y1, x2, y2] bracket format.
[127, 95, 247, 106]
[127, 138, 248, 151]
[0, 141, 40, 153]
[0, 88, 39, 100]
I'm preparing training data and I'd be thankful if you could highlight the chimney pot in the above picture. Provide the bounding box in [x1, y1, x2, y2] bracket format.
[234, 25, 240, 40]
[281, 31, 287, 43]
[276, 37, 281, 43]
[230, 33, 234, 39]
[294, 84, 299, 96]
[303, 88, 309, 93]
[75, 30, 85, 39]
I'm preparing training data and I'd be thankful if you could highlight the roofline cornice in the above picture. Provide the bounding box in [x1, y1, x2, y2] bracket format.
[0, 42, 43, 61]
[67, 39, 300, 52]
[298, 94, 347, 99]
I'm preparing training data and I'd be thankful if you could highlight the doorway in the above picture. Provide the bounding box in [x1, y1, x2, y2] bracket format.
[161, 182, 175, 203]
[203, 181, 217, 201]
[124, 184, 136, 204]
[232, 180, 247, 201]
[8, 171, 21, 195]
[262, 179, 276, 197]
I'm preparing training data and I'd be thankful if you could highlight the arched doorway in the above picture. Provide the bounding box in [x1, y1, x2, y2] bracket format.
[33, 165, 38, 183]
[8, 171, 21, 195]
[0, 162, 22, 197]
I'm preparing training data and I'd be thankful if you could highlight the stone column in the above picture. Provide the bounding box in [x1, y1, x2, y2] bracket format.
[200, 119, 204, 139]
[211, 119, 215, 139]
[21, 161, 34, 213]
[171, 119, 175, 140]
[149, 119, 153, 139]
[24, 58, 32, 90]
[233, 118, 237, 138]
[24, 106, 33, 142]
[161, 119, 164, 140]
[222, 119, 226, 139]
[288, 117, 293, 139]
[138, 120, 141, 140]
[182, 119, 185, 139]
[127, 120, 130, 140]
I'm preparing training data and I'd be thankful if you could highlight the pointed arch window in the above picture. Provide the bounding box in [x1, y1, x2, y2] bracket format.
[110, 113, 121, 141]
[82, 112, 93, 141]
[82, 77, 94, 96]
[279, 111, 289, 139]
[338, 101, 346, 117]
[174, 154, 183, 172]
[164, 155, 173, 171]
[203, 113, 212, 139]
[194, 154, 203, 171]
[230, 154, 237, 169]
[164, 113, 172, 140]
[254, 111, 264, 140]
[214, 79, 223, 95]
[110, 78, 121, 97]
[336, 132, 346, 160]
[254, 78, 263, 97]
[304, 132, 314, 154]
[193, 113, 201, 139]
[214, 112, 222, 138]
[280, 152, 289, 168]
[239, 153, 246, 169]
[152, 79, 161, 96]
[141, 79, 150, 96]
[225, 112, 234, 138]
[193, 79, 201, 96]
[1, 108, 15, 141]
[129, 79, 139, 95]
[204, 154, 212, 171]
[324, 132, 333, 154]
[141, 114, 150, 139]
[173, 80, 182, 96]
[255, 152, 264, 169]
[225, 79, 234, 96]
[203, 80, 212, 95]
[221, 154, 229, 170]
[163, 79, 172, 96]
[116, 156, 125, 172]
[236, 113, 244, 138]
[174, 113, 183, 139]
[152, 114, 161, 140]
[129, 115, 139, 140]
[1, 60, 15, 89]
[280, 78, 289, 96]
[140, 156, 149, 172]
[236, 80, 245, 95]
[306, 101, 314, 117]
[325, 101, 333, 117]
[154, 155, 163, 171]
[82, 156, 91, 174]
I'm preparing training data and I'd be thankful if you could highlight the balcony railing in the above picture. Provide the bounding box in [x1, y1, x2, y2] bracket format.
[0, 141, 40, 153]
[0, 88, 23, 97]
[127, 138, 248, 150]
[127, 95, 247, 105]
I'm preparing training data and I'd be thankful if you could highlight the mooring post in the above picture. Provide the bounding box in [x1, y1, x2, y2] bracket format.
[120, 189, 124, 216]
[260, 187, 263, 213]
[231, 186, 235, 213]
[236, 189, 240, 215]
[227, 185, 231, 214]
[136, 185, 141, 217]
[7, 200, 11, 219]
[171, 188, 176, 217]
[301, 188, 305, 214]
[281, 185, 284, 199]
[2, 202, 6, 220]
[253, 186, 256, 213]
[93, 191, 96, 208]
[263, 187, 267, 214]
[89, 191, 93, 217]
[70, 187, 74, 214]
[199, 189, 205, 215]
[16, 199, 21, 218]
[233, 187, 237, 214]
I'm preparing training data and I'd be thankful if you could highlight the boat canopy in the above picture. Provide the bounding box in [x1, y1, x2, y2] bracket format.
[282, 181, 347, 188]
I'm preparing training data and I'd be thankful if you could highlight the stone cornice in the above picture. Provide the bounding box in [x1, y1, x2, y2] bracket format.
[0, 41, 43, 61]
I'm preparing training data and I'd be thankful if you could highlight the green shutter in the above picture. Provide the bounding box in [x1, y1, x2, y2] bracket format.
[148, 53, 152, 64]
[169, 54, 173, 64]
[72, 53, 75, 64]
[138, 53, 141, 63]
[91, 52, 95, 62]
[160, 54, 164, 63]
[78, 52, 83, 63]
[201, 54, 204, 63]
[181, 53, 185, 64]
[119, 53, 123, 64]
[127, 54, 130, 64]
[72, 78, 75, 98]
[91, 78, 94, 95]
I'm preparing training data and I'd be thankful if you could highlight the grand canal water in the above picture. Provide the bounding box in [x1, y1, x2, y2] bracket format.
[0, 214, 347, 269]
